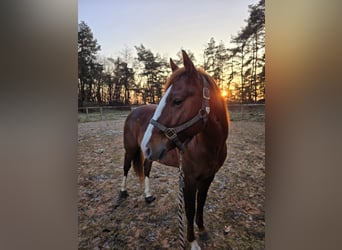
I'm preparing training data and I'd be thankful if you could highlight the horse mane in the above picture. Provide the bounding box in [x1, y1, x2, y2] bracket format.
[164, 67, 219, 93]
[164, 67, 186, 90]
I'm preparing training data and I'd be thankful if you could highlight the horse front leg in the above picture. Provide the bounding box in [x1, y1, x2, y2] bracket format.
[184, 182, 201, 250]
[196, 176, 214, 240]
[143, 159, 155, 203]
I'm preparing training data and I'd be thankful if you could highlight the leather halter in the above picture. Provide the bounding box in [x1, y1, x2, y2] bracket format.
[150, 75, 210, 153]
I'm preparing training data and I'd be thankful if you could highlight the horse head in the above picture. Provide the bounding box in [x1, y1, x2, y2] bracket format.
[141, 50, 211, 161]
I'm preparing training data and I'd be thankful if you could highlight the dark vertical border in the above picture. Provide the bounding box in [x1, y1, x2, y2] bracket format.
[266, 0, 342, 249]
[0, 1, 77, 250]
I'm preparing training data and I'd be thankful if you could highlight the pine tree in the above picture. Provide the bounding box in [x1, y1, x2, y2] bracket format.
[78, 21, 102, 106]
[214, 41, 228, 90]
[112, 57, 135, 104]
[229, 0, 265, 103]
[203, 37, 216, 75]
[135, 44, 166, 104]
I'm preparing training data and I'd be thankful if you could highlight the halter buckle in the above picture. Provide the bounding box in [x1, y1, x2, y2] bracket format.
[203, 87, 210, 100]
[165, 128, 177, 140]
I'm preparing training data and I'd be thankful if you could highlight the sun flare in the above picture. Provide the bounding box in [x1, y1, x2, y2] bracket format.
[221, 90, 228, 98]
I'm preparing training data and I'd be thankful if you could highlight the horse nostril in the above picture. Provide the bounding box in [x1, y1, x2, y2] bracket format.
[159, 148, 166, 160]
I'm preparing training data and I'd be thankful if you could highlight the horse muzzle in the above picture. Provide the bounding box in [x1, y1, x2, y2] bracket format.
[145, 142, 168, 161]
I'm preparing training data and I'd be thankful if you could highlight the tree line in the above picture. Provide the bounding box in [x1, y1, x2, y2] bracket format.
[78, 0, 264, 107]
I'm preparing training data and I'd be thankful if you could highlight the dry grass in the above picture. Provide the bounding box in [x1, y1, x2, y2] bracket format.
[78, 111, 265, 249]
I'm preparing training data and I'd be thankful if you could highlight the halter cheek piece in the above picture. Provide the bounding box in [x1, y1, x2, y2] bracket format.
[150, 75, 210, 153]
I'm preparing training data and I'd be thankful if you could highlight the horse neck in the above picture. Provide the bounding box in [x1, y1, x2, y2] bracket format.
[202, 96, 229, 144]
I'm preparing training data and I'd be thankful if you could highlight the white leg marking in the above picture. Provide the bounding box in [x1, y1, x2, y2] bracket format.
[144, 176, 152, 198]
[120, 176, 127, 192]
[190, 240, 201, 250]
[141, 85, 173, 157]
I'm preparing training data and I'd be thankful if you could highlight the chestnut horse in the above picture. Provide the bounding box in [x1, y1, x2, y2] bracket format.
[119, 50, 229, 249]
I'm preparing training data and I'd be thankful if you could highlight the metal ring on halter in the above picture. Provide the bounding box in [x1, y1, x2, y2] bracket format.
[199, 108, 207, 118]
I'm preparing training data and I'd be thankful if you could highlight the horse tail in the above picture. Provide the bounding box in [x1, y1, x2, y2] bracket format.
[132, 149, 144, 183]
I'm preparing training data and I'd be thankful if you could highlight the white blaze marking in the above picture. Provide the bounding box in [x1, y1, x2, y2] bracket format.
[141, 85, 173, 157]
[120, 176, 127, 191]
[144, 176, 152, 198]
[190, 240, 201, 250]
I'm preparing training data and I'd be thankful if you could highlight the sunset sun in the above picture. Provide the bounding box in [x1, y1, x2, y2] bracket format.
[221, 89, 228, 98]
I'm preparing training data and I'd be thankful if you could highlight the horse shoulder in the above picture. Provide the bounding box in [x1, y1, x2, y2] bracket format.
[124, 105, 156, 148]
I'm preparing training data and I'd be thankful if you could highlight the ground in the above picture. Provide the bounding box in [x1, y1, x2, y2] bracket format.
[78, 109, 265, 249]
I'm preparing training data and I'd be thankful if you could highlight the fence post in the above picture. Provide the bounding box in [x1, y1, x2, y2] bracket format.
[240, 103, 244, 120]
[100, 107, 103, 120]
[86, 107, 89, 121]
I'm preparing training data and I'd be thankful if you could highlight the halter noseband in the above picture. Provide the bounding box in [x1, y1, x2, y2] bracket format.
[150, 75, 210, 153]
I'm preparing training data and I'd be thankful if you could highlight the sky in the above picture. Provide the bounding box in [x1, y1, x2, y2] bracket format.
[78, 0, 256, 64]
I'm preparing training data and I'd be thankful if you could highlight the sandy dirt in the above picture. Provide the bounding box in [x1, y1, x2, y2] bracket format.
[78, 115, 265, 249]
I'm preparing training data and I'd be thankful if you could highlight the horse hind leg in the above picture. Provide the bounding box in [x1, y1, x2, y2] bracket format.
[143, 159, 156, 203]
[118, 149, 155, 204]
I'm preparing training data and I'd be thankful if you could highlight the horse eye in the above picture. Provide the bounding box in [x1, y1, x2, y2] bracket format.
[173, 99, 183, 106]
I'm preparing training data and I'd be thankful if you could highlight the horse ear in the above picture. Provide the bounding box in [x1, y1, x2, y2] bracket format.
[170, 58, 179, 72]
[182, 50, 196, 74]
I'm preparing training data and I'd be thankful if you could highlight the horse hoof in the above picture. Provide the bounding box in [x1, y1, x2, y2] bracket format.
[145, 195, 156, 203]
[119, 190, 129, 199]
[114, 190, 129, 209]
[198, 230, 210, 241]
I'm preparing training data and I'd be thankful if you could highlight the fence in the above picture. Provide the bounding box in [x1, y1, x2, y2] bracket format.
[78, 106, 132, 122]
[78, 104, 265, 123]
[228, 103, 265, 121]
